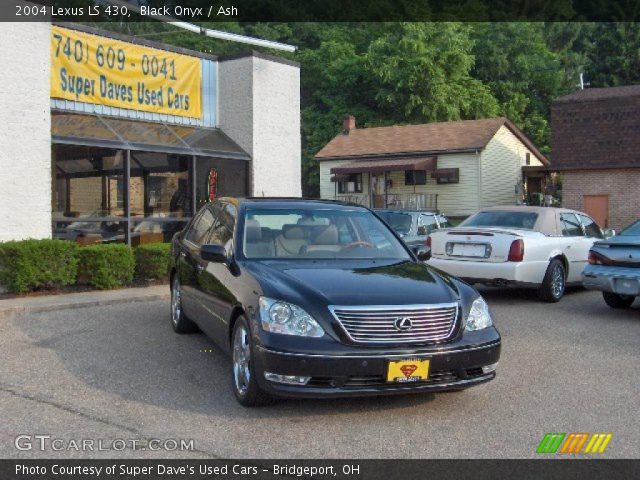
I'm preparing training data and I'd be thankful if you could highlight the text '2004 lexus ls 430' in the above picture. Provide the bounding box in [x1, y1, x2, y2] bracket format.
[169, 198, 500, 406]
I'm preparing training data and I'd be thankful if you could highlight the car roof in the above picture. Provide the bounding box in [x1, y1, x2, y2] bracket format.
[374, 209, 440, 215]
[217, 197, 370, 211]
[468, 205, 590, 235]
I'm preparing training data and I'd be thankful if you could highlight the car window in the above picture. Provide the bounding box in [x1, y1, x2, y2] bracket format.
[208, 203, 236, 250]
[377, 212, 412, 236]
[461, 211, 538, 229]
[184, 207, 216, 246]
[560, 213, 583, 237]
[577, 214, 604, 239]
[438, 215, 453, 228]
[620, 220, 640, 236]
[418, 214, 439, 234]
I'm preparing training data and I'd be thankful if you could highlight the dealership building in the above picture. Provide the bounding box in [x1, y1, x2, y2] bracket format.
[0, 22, 301, 244]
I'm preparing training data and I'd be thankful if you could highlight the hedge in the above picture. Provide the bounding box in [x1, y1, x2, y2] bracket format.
[135, 243, 172, 280]
[77, 244, 135, 289]
[0, 239, 78, 293]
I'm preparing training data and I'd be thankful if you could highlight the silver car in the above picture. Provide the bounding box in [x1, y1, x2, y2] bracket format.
[583, 219, 640, 309]
[374, 210, 451, 250]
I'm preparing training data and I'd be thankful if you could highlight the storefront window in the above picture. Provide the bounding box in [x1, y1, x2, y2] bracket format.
[195, 157, 248, 209]
[130, 152, 192, 219]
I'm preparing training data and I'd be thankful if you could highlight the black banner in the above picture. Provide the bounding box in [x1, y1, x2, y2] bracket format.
[3, 0, 640, 22]
[1, 460, 640, 480]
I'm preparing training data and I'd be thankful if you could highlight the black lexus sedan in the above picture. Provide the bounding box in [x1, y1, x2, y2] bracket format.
[170, 198, 501, 406]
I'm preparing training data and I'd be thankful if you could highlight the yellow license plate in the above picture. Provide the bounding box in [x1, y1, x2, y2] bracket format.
[386, 359, 430, 383]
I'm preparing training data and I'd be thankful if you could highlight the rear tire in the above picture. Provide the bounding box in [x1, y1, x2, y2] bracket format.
[538, 259, 566, 303]
[602, 291, 635, 309]
[170, 275, 199, 333]
[231, 316, 273, 407]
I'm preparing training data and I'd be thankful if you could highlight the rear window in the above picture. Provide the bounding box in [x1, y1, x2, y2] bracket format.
[621, 220, 640, 236]
[376, 212, 413, 236]
[461, 211, 538, 229]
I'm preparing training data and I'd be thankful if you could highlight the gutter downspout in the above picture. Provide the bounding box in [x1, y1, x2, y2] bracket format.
[476, 149, 482, 210]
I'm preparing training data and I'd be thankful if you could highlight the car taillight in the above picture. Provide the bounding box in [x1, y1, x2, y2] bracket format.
[507, 239, 524, 262]
[425, 236, 432, 248]
[588, 251, 610, 265]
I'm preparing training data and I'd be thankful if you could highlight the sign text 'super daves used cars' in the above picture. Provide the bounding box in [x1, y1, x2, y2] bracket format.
[50, 25, 202, 118]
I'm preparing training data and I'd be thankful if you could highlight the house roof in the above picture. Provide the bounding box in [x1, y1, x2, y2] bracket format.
[330, 156, 437, 175]
[315, 117, 550, 165]
[554, 85, 640, 103]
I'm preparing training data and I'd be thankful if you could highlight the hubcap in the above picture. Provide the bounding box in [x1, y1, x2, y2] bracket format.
[171, 278, 181, 326]
[233, 325, 251, 396]
[551, 264, 565, 298]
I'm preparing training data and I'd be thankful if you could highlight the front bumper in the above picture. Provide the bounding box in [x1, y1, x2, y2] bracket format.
[427, 257, 547, 287]
[253, 328, 501, 398]
[582, 265, 640, 295]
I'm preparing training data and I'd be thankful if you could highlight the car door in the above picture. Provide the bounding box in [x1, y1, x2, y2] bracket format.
[179, 206, 217, 321]
[559, 212, 587, 282]
[194, 202, 238, 344]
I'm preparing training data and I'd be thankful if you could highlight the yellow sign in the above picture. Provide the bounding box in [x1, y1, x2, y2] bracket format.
[51, 26, 201, 118]
[386, 359, 430, 382]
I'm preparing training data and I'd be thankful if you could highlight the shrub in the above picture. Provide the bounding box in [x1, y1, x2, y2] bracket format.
[77, 244, 134, 289]
[135, 243, 172, 280]
[0, 239, 78, 293]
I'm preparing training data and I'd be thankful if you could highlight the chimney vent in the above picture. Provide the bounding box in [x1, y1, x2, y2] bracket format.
[342, 115, 356, 134]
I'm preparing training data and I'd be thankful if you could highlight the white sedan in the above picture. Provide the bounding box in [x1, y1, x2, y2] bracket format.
[427, 206, 606, 302]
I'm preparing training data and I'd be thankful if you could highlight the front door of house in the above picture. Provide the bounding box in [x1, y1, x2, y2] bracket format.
[371, 174, 385, 208]
[584, 195, 609, 228]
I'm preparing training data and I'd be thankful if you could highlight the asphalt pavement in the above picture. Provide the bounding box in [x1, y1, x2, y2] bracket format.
[1, 287, 638, 459]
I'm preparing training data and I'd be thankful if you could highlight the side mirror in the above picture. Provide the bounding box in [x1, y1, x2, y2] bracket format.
[603, 229, 616, 239]
[200, 244, 227, 263]
[412, 246, 431, 261]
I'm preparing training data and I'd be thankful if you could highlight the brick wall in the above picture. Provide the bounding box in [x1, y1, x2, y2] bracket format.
[561, 169, 640, 230]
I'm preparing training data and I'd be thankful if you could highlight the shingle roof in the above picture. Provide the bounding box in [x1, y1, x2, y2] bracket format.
[555, 85, 640, 103]
[315, 117, 549, 165]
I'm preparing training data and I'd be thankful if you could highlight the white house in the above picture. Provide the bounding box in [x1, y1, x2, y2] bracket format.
[316, 116, 550, 218]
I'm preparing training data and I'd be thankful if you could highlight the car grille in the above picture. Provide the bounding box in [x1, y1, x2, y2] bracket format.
[329, 303, 458, 344]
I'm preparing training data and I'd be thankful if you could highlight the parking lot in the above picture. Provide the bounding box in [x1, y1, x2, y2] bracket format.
[1, 287, 638, 459]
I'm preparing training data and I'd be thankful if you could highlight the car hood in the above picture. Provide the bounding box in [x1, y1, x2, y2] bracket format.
[243, 259, 461, 307]
[596, 235, 640, 247]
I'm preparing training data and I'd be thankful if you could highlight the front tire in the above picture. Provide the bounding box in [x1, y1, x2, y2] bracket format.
[232, 316, 272, 407]
[538, 259, 566, 303]
[170, 275, 199, 333]
[602, 291, 635, 309]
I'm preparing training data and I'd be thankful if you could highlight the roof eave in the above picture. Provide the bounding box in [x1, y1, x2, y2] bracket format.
[315, 148, 482, 161]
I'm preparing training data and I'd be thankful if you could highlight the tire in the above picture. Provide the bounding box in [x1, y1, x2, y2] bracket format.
[602, 291, 635, 309]
[538, 259, 566, 303]
[231, 316, 273, 407]
[170, 275, 199, 333]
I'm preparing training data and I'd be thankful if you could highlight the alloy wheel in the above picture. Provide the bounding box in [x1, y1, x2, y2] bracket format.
[551, 264, 565, 299]
[233, 324, 251, 396]
[171, 277, 181, 326]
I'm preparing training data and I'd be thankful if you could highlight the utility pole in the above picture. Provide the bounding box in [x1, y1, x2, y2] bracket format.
[579, 73, 590, 90]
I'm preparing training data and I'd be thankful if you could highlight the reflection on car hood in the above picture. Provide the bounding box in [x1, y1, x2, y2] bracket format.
[597, 235, 640, 247]
[244, 260, 460, 306]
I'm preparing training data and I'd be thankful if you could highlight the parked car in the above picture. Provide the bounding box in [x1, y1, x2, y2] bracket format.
[170, 198, 501, 406]
[583, 219, 640, 309]
[427, 206, 607, 302]
[374, 209, 451, 249]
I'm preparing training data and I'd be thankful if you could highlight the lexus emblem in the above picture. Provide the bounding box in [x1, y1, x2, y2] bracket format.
[394, 317, 413, 331]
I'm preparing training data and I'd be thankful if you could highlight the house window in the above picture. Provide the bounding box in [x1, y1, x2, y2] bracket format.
[338, 173, 363, 193]
[434, 168, 460, 184]
[526, 152, 531, 165]
[405, 170, 427, 186]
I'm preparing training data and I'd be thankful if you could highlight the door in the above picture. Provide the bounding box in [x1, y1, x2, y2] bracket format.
[584, 195, 609, 228]
[372, 174, 385, 208]
[559, 213, 590, 282]
[179, 206, 217, 321]
[196, 202, 238, 345]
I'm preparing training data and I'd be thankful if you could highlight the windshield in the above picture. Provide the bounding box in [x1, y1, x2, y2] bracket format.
[621, 220, 640, 236]
[461, 211, 538, 230]
[243, 208, 411, 260]
[376, 212, 413, 236]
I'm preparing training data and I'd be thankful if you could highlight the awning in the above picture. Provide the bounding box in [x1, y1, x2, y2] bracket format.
[330, 156, 437, 174]
[51, 111, 250, 160]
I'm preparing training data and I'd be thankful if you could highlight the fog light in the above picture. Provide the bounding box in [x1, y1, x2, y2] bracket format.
[264, 372, 311, 385]
[482, 363, 498, 374]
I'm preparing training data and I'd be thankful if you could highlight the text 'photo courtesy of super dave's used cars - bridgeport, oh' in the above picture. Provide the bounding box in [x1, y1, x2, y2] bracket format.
[169, 198, 500, 406]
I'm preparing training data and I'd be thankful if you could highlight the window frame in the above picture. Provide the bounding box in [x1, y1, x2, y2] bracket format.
[405, 170, 427, 186]
[576, 213, 604, 239]
[560, 213, 584, 237]
[337, 173, 363, 194]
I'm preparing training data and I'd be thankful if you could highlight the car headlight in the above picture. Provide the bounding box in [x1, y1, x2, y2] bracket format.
[465, 296, 493, 331]
[258, 297, 325, 337]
